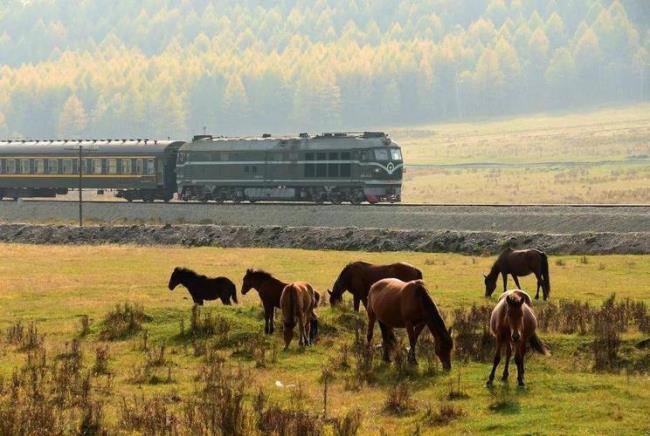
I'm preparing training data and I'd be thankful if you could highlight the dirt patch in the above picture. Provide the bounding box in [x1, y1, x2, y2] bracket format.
[1, 224, 648, 255]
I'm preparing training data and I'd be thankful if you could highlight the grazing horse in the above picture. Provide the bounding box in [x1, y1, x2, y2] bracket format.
[484, 248, 551, 300]
[329, 261, 423, 311]
[241, 269, 289, 334]
[487, 290, 550, 387]
[280, 282, 320, 349]
[168, 267, 237, 306]
[366, 278, 453, 370]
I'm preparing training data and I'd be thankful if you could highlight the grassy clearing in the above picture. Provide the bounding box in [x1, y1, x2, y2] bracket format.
[0, 243, 649, 434]
[391, 104, 650, 204]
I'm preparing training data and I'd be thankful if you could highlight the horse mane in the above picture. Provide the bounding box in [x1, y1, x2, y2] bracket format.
[246, 268, 286, 285]
[414, 283, 452, 347]
[174, 267, 206, 280]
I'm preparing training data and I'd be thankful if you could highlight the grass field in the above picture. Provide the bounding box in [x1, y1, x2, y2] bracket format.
[1, 244, 649, 434]
[392, 104, 650, 204]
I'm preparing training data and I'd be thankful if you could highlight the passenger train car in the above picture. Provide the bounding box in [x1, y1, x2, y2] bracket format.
[0, 132, 403, 204]
[0, 139, 183, 201]
[176, 132, 403, 203]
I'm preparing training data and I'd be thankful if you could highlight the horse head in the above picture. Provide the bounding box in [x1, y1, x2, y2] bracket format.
[241, 268, 255, 295]
[505, 293, 525, 343]
[328, 277, 345, 306]
[484, 274, 497, 297]
[168, 267, 182, 290]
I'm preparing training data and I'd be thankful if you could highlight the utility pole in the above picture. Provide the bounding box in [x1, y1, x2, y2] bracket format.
[65, 144, 97, 228]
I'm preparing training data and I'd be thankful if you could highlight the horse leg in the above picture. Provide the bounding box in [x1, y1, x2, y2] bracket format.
[515, 343, 526, 386]
[264, 306, 271, 334]
[298, 313, 307, 347]
[501, 342, 512, 381]
[512, 275, 522, 291]
[406, 322, 418, 365]
[379, 322, 393, 363]
[533, 271, 542, 300]
[366, 309, 376, 345]
[270, 308, 276, 334]
[221, 295, 231, 305]
[502, 272, 508, 293]
[352, 296, 360, 312]
[487, 340, 502, 386]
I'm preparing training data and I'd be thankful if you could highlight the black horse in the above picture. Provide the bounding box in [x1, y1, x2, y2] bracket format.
[168, 267, 238, 306]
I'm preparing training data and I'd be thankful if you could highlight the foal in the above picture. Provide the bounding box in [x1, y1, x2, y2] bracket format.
[168, 267, 237, 306]
[280, 282, 320, 349]
[487, 290, 549, 387]
[241, 269, 288, 334]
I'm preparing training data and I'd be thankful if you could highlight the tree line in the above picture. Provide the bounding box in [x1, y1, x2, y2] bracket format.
[0, 0, 648, 138]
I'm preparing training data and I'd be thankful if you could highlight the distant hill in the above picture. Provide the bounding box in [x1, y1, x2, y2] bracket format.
[0, 0, 648, 138]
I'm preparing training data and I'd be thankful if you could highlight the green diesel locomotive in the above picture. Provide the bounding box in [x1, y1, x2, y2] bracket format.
[176, 132, 403, 204]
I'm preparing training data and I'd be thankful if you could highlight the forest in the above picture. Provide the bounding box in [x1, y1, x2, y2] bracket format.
[0, 0, 648, 138]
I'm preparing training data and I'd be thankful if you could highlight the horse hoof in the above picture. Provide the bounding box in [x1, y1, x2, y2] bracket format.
[518, 381, 525, 387]
[501, 376, 508, 382]
[486, 380, 494, 387]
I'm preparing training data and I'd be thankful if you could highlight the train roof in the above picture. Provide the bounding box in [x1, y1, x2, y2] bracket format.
[0, 139, 184, 156]
[180, 132, 399, 152]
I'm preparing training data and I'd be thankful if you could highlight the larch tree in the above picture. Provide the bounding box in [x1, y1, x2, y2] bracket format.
[57, 95, 88, 138]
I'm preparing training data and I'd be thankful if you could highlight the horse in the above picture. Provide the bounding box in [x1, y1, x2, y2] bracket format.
[484, 248, 550, 300]
[366, 278, 453, 370]
[280, 282, 320, 349]
[486, 290, 550, 387]
[241, 269, 289, 334]
[328, 261, 423, 311]
[168, 267, 238, 306]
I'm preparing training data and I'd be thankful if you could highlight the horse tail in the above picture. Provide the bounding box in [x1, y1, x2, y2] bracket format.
[540, 252, 550, 297]
[284, 285, 297, 329]
[230, 280, 238, 304]
[529, 333, 550, 356]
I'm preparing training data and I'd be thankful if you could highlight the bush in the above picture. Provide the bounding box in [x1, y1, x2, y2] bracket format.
[99, 303, 147, 340]
[383, 382, 416, 415]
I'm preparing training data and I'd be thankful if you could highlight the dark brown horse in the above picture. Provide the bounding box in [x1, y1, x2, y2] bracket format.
[366, 278, 452, 370]
[487, 290, 550, 387]
[241, 269, 288, 334]
[329, 261, 423, 311]
[168, 267, 237, 306]
[484, 248, 550, 300]
[280, 282, 320, 349]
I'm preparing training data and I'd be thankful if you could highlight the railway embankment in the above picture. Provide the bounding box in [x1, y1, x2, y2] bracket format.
[0, 223, 648, 255]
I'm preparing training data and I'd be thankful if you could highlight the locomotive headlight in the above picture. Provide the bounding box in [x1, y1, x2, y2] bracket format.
[374, 168, 380, 174]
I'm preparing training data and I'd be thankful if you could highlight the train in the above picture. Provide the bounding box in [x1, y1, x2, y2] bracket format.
[0, 132, 403, 204]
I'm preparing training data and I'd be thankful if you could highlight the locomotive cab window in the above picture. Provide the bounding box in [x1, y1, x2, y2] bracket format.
[374, 149, 389, 161]
[390, 149, 402, 161]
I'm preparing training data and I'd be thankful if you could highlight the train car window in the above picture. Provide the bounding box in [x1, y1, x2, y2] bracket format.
[21, 159, 31, 174]
[340, 152, 351, 177]
[34, 159, 45, 174]
[47, 159, 59, 174]
[85, 159, 93, 174]
[93, 159, 103, 175]
[7, 159, 16, 174]
[289, 151, 299, 161]
[390, 149, 402, 161]
[374, 149, 389, 161]
[244, 166, 249, 173]
[305, 152, 315, 177]
[316, 152, 327, 177]
[0, 159, 4, 174]
[328, 152, 339, 177]
[122, 159, 132, 174]
[273, 153, 283, 161]
[62, 159, 73, 174]
[136, 159, 144, 175]
[108, 159, 117, 175]
[145, 159, 155, 175]
[220, 152, 229, 161]
[252, 166, 257, 174]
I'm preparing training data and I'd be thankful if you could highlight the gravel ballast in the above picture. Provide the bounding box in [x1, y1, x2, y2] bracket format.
[1, 223, 649, 255]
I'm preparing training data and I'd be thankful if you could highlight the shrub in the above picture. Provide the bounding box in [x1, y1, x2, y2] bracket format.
[332, 408, 363, 436]
[383, 382, 416, 415]
[99, 303, 147, 340]
[423, 402, 465, 426]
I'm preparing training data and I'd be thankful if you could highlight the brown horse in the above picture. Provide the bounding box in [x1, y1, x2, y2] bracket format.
[487, 290, 550, 387]
[168, 267, 237, 306]
[280, 282, 320, 349]
[366, 278, 453, 370]
[241, 269, 288, 334]
[329, 261, 423, 311]
[484, 248, 550, 300]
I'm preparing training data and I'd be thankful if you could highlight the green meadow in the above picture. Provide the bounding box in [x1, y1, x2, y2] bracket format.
[0, 244, 649, 434]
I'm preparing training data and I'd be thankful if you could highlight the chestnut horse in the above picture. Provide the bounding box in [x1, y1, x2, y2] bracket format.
[487, 290, 550, 387]
[329, 261, 423, 311]
[280, 282, 320, 349]
[168, 267, 237, 306]
[366, 278, 452, 370]
[484, 248, 550, 300]
[241, 269, 288, 334]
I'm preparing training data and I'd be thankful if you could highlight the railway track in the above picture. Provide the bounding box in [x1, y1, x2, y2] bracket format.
[6, 198, 650, 208]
